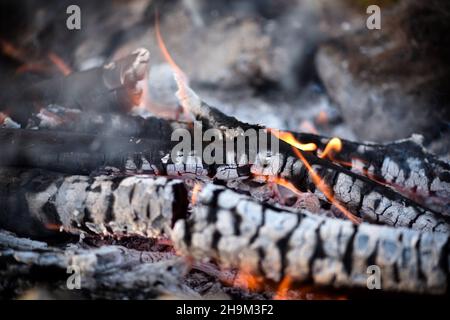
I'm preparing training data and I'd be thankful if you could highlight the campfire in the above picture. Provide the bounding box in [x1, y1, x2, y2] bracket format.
[0, 0, 449, 301]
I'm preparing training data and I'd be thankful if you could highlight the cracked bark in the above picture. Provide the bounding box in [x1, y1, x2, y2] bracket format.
[0, 168, 188, 239]
[172, 184, 450, 294]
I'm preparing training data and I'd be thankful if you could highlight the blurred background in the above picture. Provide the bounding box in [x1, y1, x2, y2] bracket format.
[0, 0, 449, 155]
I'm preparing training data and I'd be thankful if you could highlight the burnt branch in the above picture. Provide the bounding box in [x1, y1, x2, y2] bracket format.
[4, 48, 150, 125]
[172, 184, 450, 294]
[0, 128, 175, 174]
[0, 168, 188, 238]
[32, 109, 190, 138]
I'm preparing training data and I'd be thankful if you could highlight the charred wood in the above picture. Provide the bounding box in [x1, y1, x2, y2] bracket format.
[0, 128, 175, 175]
[0, 168, 188, 238]
[172, 184, 450, 294]
[3, 48, 150, 125]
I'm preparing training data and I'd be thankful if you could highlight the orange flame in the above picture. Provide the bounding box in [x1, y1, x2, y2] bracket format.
[47, 52, 72, 76]
[267, 129, 317, 152]
[155, 12, 192, 118]
[319, 137, 342, 160]
[292, 147, 360, 224]
[274, 276, 293, 300]
[255, 174, 303, 197]
[267, 130, 359, 223]
[155, 15, 187, 84]
[191, 183, 202, 205]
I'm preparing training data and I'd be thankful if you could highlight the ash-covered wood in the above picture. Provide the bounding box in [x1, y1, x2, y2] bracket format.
[4, 48, 150, 125]
[0, 229, 196, 299]
[0, 168, 188, 238]
[172, 184, 450, 294]
[274, 149, 450, 232]
[291, 132, 450, 216]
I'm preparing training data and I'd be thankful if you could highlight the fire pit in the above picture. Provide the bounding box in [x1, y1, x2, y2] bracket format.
[0, 0, 449, 301]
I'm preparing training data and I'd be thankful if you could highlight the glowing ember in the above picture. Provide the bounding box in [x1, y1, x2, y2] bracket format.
[47, 52, 72, 76]
[274, 276, 293, 300]
[299, 120, 318, 134]
[267, 128, 317, 152]
[319, 137, 342, 160]
[233, 269, 265, 292]
[191, 183, 202, 205]
[45, 223, 63, 231]
[128, 89, 144, 107]
[15, 63, 48, 75]
[0, 38, 23, 61]
[1, 39, 73, 76]
[315, 111, 329, 126]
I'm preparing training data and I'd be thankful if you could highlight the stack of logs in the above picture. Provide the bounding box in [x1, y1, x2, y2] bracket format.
[1, 48, 449, 298]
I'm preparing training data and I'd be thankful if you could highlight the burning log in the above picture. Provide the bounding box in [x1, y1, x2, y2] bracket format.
[172, 184, 450, 294]
[290, 132, 450, 216]
[0, 168, 188, 238]
[173, 82, 450, 232]
[3, 48, 150, 125]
